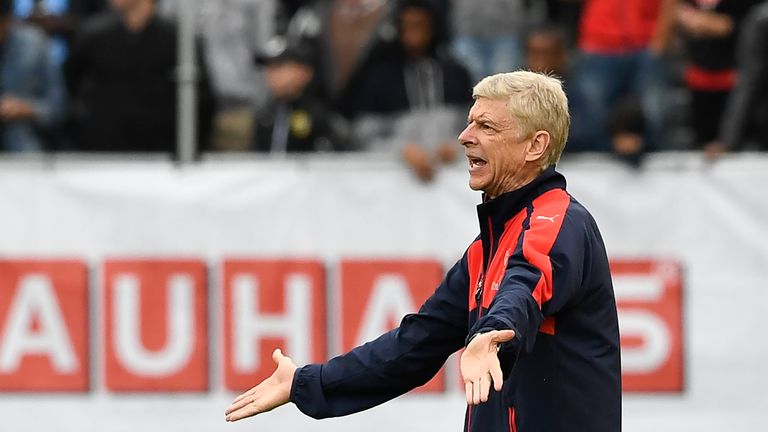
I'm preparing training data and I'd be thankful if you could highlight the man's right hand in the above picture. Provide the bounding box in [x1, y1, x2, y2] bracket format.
[225, 349, 298, 422]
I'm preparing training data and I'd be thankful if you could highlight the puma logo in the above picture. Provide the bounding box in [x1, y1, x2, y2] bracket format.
[536, 215, 560, 223]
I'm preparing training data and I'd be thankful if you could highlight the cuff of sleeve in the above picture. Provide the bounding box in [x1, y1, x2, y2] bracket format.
[289, 364, 329, 419]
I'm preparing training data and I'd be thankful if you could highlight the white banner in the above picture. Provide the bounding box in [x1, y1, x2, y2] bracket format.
[0, 154, 766, 432]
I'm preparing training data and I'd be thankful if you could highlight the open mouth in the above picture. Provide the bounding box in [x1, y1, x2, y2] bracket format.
[468, 156, 487, 170]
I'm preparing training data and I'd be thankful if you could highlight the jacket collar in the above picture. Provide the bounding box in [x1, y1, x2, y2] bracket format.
[476, 167, 567, 229]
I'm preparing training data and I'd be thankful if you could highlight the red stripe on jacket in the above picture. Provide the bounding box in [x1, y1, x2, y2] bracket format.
[467, 240, 483, 311]
[509, 406, 517, 432]
[523, 189, 571, 310]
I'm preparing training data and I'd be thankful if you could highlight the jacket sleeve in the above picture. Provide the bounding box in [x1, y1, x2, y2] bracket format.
[470, 200, 589, 357]
[290, 253, 470, 418]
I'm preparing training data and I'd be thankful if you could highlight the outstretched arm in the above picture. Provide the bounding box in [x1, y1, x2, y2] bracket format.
[291, 256, 470, 418]
[223, 253, 471, 422]
[225, 349, 298, 422]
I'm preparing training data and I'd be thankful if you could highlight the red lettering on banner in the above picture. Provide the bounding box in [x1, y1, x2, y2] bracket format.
[340, 259, 445, 393]
[612, 260, 684, 392]
[0, 260, 88, 392]
[0, 256, 686, 394]
[222, 260, 326, 391]
[103, 260, 207, 391]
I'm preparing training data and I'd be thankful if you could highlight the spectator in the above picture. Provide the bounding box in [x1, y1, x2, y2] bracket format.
[525, 26, 597, 153]
[0, 0, 65, 152]
[676, 0, 758, 150]
[450, 0, 525, 81]
[285, 0, 398, 118]
[573, 0, 678, 157]
[716, 1, 768, 153]
[159, 0, 278, 152]
[64, 0, 214, 154]
[253, 38, 350, 153]
[354, 0, 472, 182]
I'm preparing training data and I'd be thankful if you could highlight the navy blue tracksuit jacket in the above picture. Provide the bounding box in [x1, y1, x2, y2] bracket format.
[290, 168, 622, 432]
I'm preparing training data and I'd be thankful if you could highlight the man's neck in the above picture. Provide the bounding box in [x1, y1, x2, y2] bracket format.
[122, 0, 155, 33]
[488, 166, 544, 200]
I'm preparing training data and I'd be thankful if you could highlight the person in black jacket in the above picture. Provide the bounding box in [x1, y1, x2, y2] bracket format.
[225, 71, 621, 432]
[253, 38, 350, 153]
[63, 0, 214, 154]
[353, 0, 473, 182]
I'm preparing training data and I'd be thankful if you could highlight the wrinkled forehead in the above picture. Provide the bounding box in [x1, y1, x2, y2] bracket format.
[467, 97, 512, 123]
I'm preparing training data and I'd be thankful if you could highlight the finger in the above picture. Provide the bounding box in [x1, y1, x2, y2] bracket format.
[226, 402, 263, 422]
[465, 381, 473, 405]
[491, 329, 516, 344]
[226, 393, 256, 415]
[473, 379, 481, 405]
[272, 348, 284, 363]
[231, 387, 256, 405]
[232, 349, 285, 406]
[479, 373, 490, 403]
[490, 363, 504, 392]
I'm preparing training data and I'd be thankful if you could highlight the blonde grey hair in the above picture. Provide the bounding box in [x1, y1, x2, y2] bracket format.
[472, 71, 570, 169]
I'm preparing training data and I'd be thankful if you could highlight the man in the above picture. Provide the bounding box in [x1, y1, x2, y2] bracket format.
[0, 0, 65, 152]
[253, 38, 349, 152]
[225, 71, 622, 432]
[64, 0, 214, 154]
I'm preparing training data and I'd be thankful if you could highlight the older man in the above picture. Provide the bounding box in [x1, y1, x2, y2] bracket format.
[225, 71, 622, 432]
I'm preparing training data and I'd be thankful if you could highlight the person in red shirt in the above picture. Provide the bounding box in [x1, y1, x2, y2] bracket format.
[572, 0, 678, 158]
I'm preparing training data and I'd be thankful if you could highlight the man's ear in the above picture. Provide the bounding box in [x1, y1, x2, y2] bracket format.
[525, 131, 551, 163]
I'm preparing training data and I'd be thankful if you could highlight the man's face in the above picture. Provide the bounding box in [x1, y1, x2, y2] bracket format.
[458, 98, 531, 197]
[399, 7, 433, 57]
[526, 33, 566, 76]
[265, 61, 314, 101]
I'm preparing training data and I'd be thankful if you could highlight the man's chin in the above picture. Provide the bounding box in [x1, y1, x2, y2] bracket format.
[468, 180, 486, 193]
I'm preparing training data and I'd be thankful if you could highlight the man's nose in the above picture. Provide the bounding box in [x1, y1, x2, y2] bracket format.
[458, 125, 474, 147]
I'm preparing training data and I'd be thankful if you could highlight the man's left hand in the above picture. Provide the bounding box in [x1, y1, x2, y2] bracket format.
[460, 329, 516, 405]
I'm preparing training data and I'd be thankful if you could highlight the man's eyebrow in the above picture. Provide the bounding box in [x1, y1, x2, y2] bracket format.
[468, 114, 495, 123]
[476, 116, 500, 127]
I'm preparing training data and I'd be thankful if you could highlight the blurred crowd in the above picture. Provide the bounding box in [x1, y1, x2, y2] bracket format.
[2, 0, 767, 177]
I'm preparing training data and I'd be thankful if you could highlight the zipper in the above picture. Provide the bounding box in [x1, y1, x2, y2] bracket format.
[474, 273, 485, 319]
[467, 216, 496, 432]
